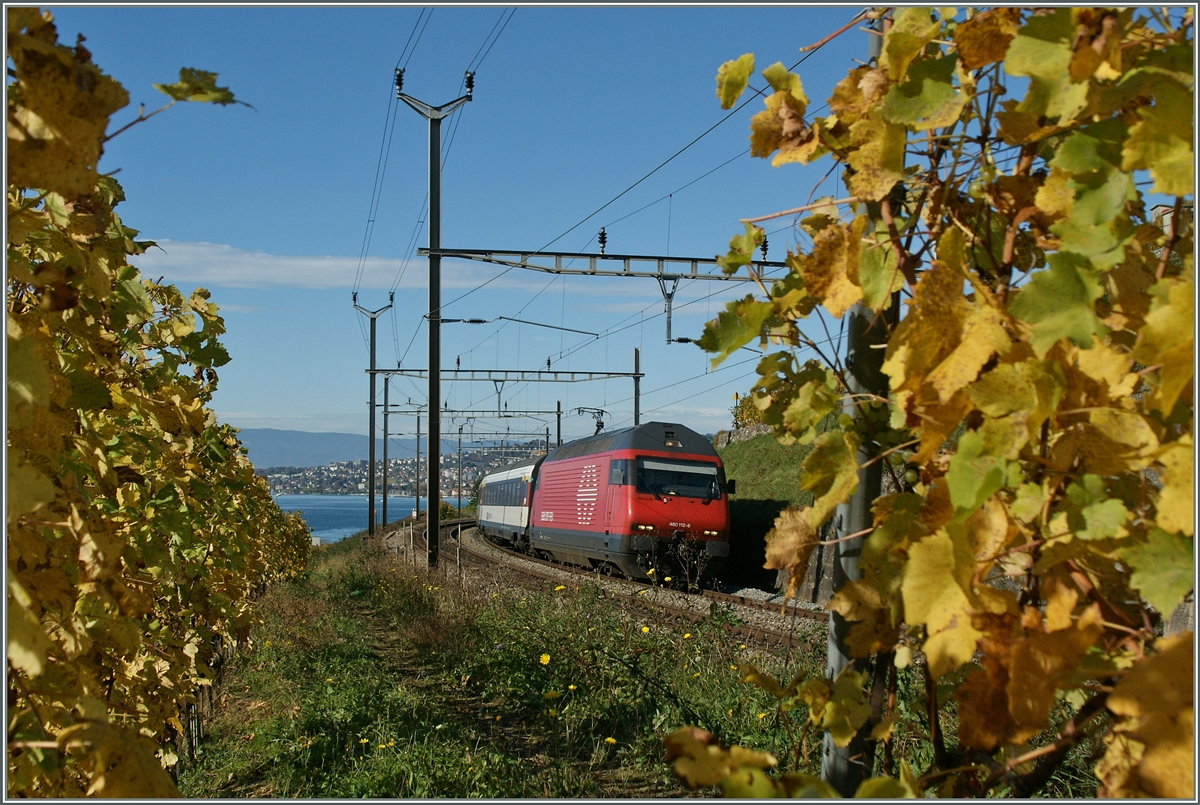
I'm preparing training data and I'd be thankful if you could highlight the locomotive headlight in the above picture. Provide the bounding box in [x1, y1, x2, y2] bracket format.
[703, 530, 719, 537]
[633, 524, 654, 532]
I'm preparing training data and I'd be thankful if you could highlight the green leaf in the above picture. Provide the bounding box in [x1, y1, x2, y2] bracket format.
[697, 294, 772, 368]
[1121, 528, 1194, 617]
[856, 775, 916, 798]
[879, 53, 967, 131]
[716, 54, 754, 110]
[761, 62, 806, 106]
[1004, 8, 1088, 123]
[719, 766, 779, 798]
[857, 233, 903, 313]
[66, 371, 113, 411]
[946, 430, 1007, 517]
[154, 68, 249, 107]
[1065, 475, 1130, 540]
[1008, 252, 1106, 357]
[882, 7, 942, 82]
[800, 429, 860, 527]
[716, 222, 764, 275]
[1121, 78, 1194, 197]
[781, 772, 841, 798]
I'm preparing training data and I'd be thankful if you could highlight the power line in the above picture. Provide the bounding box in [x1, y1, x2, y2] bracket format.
[532, 7, 866, 255]
[403, 8, 865, 418]
[353, 8, 435, 298]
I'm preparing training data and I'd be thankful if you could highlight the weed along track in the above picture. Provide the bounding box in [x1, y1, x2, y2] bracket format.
[180, 524, 832, 797]
[432, 519, 827, 651]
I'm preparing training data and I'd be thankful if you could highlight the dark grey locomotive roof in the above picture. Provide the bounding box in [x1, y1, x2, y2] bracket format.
[545, 421, 716, 463]
[483, 454, 545, 479]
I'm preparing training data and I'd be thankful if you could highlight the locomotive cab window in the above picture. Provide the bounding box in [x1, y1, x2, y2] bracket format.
[635, 458, 724, 499]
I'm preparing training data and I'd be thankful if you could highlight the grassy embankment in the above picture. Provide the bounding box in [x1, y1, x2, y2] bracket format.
[716, 433, 816, 590]
[178, 534, 826, 797]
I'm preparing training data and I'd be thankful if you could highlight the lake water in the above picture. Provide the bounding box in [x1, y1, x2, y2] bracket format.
[273, 494, 431, 544]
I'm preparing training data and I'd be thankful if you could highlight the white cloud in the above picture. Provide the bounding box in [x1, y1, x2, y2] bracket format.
[129, 240, 554, 292]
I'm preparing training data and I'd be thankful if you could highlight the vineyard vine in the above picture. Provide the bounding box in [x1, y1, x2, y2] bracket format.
[669, 6, 1193, 798]
[7, 9, 310, 796]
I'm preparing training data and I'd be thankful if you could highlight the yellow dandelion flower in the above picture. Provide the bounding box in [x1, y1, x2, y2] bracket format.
[539, 653, 551, 665]
[264, 640, 271, 647]
[757, 713, 767, 720]
[588, 626, 595, 631]
[325, 678, 334, 683]
[739, 644, 746, 650]
[683, 633, 692, 639]
[637, 590, 647, 595]
[693, 672, 701, 678]
[378, 743, 386, 749]
[388, 740, 395, 747]
[647, 568, 655, 575]
[544, 690, 561, 700]
[359, 738, 369, 744]
[730, 664, 738, 670]
[554, 585, 566, 591]
[727, 709, 733, 716]
[664, 576, 672, 583]
[605, 737, 617, 745]
[496, 715, 502, 721]
[568, 684, 577, 691]
[641, 626, 650, 633]
[548, 708, 558, 718]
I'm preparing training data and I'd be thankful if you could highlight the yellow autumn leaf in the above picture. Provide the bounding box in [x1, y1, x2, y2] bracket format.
[58, 721, 180, 797]
[1100, 632, 1194, 799]
[7, 14, 130, 198]
[823, 669, 872, 747]
[1154, 436, 1194, 537]
[1034, 166, 1074, 218]
[762, 506, 818, 602]
[802, 215, 866, 317]
[901, 530, 981, 678]
[1131, 272, 1194, 417]
[925, 303, 1012, 404]
[738, 663, 786, 698]
[846, 117, 907, 202]
[1006, 608, 1103, 741]
[7, 570, 53, 678]
[953, 7, 1020, 70]
[716, 53, 754, 110]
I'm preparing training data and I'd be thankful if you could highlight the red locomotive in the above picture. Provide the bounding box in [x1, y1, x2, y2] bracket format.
[478, 421, 734, 588]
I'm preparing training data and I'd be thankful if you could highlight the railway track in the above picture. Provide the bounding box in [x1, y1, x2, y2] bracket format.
[390, 517, 827, 649]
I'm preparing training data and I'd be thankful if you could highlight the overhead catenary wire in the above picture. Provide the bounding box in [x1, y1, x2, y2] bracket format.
[407, 8, 867, 421]
[353, 7, 434, 298]
[435, 4, 864, 345]
[387, 9, 517, 363]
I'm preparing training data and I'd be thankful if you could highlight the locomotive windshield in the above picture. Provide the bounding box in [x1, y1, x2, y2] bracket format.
[627, 457, 723, 499]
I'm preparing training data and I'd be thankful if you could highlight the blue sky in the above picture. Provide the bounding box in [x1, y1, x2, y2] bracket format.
[49, 4, 873, 444]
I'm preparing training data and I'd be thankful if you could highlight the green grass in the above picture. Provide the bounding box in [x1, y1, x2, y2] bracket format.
[179, 524, 1100, 799]
[716, 433, 814, 589]
[178, 533, 827, 797]
[718, 433, 814, 508]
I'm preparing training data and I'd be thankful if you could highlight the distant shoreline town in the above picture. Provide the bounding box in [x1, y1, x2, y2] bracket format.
[257, 446, 542, 498]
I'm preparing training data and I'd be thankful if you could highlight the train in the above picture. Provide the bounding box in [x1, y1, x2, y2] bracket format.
[476, 421, 734, 588]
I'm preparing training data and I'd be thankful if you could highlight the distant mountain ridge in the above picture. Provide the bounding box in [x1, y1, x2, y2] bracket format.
[237, 428, 463, 469]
